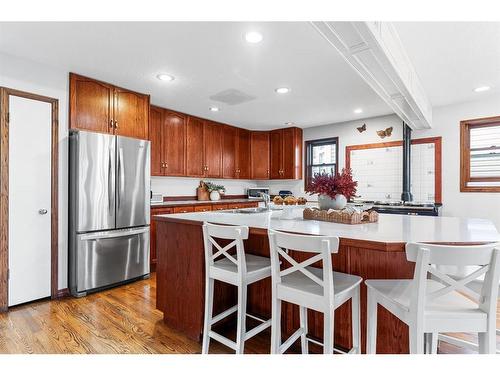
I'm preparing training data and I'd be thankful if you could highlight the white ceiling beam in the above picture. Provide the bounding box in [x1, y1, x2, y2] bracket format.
[311, 21, 432, 129]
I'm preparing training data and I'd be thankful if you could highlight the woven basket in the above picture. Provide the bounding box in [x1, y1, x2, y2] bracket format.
[303, 207, 378, 224]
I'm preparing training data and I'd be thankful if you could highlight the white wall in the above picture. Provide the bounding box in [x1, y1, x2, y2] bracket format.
[151, 176, 257, 197]
[413, 95, 500, 229]
[258, 98, 500, 229]
[0, 52, 69, 289]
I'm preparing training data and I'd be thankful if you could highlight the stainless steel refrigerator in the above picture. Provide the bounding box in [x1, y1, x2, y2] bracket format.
[69, 130, 150, 297]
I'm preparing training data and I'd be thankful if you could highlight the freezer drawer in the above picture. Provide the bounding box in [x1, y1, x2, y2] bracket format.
[73, 227, 150, 295]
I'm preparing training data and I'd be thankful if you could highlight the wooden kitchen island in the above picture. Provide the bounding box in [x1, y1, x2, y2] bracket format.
[154, 209, 499, 354]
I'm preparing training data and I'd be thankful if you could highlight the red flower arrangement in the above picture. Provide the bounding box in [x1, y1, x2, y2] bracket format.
[306, 168, 358, 200]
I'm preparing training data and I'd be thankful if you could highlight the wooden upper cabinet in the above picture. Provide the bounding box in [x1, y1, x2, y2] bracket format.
[222, 125, 238, 179]
[70, 73, 113, 134]
[114, 88, 149, 140]
[269, 127, 303, 180]
[186, 116, 205, 177]
[282, 127, 303, 179]
[237, 129, 251, 179]
[69, 73, 149, 140]
[270, 129, 283, 179]
[149, 106, 164, 176]
[203, 121, 223, 178]
[163, 110, 186, 176]
[250, 131, 270, 179]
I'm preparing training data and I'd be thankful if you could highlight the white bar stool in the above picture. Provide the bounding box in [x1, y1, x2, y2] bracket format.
[435, 266, 500, 353]
[365, 242, 500, 354]
[202, 222, 272, 354]
[268, 229, 362, 354]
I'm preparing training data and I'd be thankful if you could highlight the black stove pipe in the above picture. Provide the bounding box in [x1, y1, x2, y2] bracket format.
[401, 122, 413, 202]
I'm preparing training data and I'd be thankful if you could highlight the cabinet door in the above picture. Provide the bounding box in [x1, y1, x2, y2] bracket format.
[186, 116, 205, 177]
[163, 110, 186, 176]
[237, 129, 251, 179]
[114, 88, 150, 140]
[150, 208, 173, 268]
[222, 125, 237, 179]
[203, 121, 223, 178]
[282, 127, 297, 179]
[149, 106, 164, 176]
[69, 73, 113, 134]
[270, 129, 283, 179]
[250, 131, 270, 179]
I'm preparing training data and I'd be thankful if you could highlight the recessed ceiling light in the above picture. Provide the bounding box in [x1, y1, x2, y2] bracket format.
[285, 122, 295, 126]
[244, 31, 263, 44]
[157, 73, 175, 82]
[474, 86, 490, 92]
[354, 108, 363, 114]
[209, 106, 220, 112]
[275, 87, 290, 94]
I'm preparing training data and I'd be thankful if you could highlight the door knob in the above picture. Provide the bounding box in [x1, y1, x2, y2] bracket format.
[38, 209, 48, 215]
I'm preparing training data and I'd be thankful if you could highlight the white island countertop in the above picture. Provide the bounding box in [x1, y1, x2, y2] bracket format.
[155, 208, 500, 245]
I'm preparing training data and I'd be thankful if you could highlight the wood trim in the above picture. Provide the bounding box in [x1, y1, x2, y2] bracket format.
[55, 288, 70, 298]
[345, 137, 443, 204]
[0, 87, 59, 311]
[460, 116, 500, 193]
[304, 136, 339, 191]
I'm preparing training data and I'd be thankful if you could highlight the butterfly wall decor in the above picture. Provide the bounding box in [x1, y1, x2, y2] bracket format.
[356, 123, 366, 133]
[376, 126, 393, 139]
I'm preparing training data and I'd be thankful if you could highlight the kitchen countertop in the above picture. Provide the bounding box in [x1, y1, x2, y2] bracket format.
[151, 198, 262, 208]
[154, 208, 500, 244]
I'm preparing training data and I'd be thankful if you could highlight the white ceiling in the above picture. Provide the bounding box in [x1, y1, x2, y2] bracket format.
[394, 22, 500, 107]
[0, 22, 392, 130]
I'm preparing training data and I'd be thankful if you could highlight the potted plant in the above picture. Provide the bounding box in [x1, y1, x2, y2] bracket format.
[205, 182, 226, 201]
[305, 168, 357, 210]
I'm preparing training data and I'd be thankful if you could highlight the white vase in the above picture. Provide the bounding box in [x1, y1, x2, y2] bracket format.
[210, 191, 221, 201]
[318, 194, 347, 210]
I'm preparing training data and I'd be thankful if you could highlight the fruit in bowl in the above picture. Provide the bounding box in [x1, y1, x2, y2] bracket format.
[273, 196, 284, 205]
[284, 196, 298, 205]
[297, 197, 307, 205]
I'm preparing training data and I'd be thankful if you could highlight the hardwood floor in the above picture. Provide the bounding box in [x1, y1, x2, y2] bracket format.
[0, 273, 498, 354]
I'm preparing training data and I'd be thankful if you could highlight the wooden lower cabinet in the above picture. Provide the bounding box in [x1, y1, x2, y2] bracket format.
[150, 207, 173, 269]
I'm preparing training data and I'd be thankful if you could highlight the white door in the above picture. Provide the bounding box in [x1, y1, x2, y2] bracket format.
[8, 95, 52, 306]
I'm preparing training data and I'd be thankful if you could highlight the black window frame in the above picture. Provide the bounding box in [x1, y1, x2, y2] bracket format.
[304, 136, 339, 190]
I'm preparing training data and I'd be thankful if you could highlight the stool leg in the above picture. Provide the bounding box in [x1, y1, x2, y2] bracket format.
[366, 290, 377, 354]
[323, 309, 334, 354]
[271, 297, 281, 354]
[351, 286, 361, 354]
[235, 284, 247, 354]
[431, 332, 438, 354]
[202, 277, 214, 354]
[409, 325, 425, 354]
[478, 329, 496, 354]
[299, 306, 308, 354]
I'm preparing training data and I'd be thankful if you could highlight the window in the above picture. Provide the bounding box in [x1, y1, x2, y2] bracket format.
[460, 116, 500, 192]
[304, 137, 338, 188]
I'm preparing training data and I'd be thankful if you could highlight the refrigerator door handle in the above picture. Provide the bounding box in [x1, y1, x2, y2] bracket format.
[117, 147, 125, 209]
[80, 227, 149, 241]
[108, 146, 114, 214]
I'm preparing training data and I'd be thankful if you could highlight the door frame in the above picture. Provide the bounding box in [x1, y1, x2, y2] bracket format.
[0, 87, 59, 311]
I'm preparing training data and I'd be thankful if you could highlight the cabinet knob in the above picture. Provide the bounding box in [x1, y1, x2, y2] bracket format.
[109, 119, 114, 128]
[114, 121, 119, 129]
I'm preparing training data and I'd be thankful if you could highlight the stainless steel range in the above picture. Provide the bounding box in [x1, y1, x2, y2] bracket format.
[69, 130, 151, 297]
[355, 200, 442, 216]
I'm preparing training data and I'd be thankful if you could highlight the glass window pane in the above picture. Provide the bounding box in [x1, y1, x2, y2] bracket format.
[470, 125, 500, 149]
[312, 165, 336, 176]
[470, 150, 500, 178]
[312, 144, 336, 165]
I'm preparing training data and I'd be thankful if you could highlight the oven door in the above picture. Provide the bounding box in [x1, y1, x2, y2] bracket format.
[74, 227, 149, 295]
